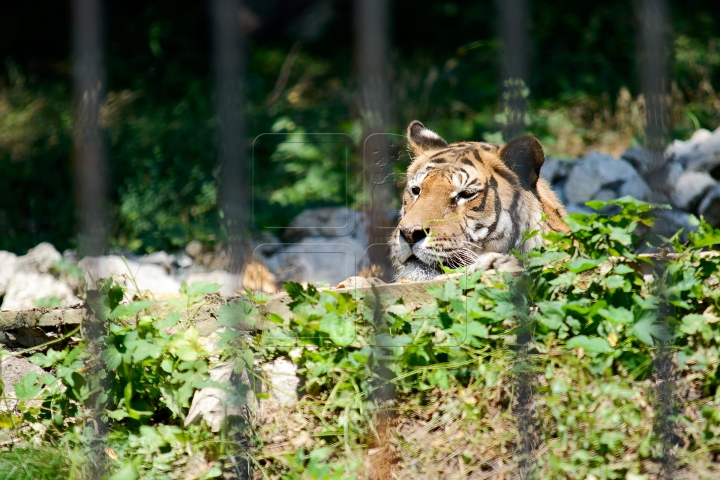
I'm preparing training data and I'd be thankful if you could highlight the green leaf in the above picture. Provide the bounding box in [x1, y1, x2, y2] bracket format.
[131, 339, 163, 362]
[632, 315, 668, 346]
[598, 306, 634, 324]
[319, 311, 355, 346]
[566, 336, 611, 355]
[217, 299, 256, 327]
[102, 344, 124, 370]
[566, 257, 603, 273]
[108, 300, 155, 320]
[156, 311, 181, 329]
[14, 373, 42, 401]
[680, 314, 706, 335]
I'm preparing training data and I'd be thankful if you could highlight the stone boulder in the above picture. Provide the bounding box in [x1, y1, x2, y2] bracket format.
[79, 256, 181, 295]
[668, 127, 720, 175]
[0, 356, 46, 411]
[670, 171, 717, 212]
[564, 152, 647, 205]
[699, 183, 720, 227]
[15, 242, 62, 275]
[0, 251, 18, 297]
[1, 272, 80, 311]
[283, 207, 366, 242]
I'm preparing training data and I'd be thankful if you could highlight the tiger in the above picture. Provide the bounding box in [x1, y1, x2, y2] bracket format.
[390, 120, 568, 281]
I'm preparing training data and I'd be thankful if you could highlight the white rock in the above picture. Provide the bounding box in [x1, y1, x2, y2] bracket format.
[671, 127, 720, 174]
[181, 270, 242, 297]
[15, 242, 62, 274]
[173, 253, 194, 269]
[670, 171, 717, 212]
[1, 272, 81, 311]
[184, 361, 247, 432]
[79, 256, 181, 294]
[0, 251, 18, 297]
[261, 357, 299, 407]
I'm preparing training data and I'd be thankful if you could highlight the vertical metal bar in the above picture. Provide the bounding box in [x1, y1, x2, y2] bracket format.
[211, 1, 252, 477]
[498, 0, 530, 141]
[637, 0, 677, 477]
[72, 0, 108, 476]
[499, 1, 538, 476]
[212, 0, 250, 277]
[72, 0, 108, 257]
[355, 0, 395, 280]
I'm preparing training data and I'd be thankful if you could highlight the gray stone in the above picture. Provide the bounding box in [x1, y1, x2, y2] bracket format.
[670, 171, 717, 212]
[564, 153, 639, 205]
[284, 207, 366, 241]
[671, 127, 720, 175]
[621, 146, 657, 177]
[1, 272, 80, 311]
[652, 209, 698, 241]
[592, 189, 618, 202]
[15, 242, 62, 275]
[565, 203, 595, 215]
[699, 183, 720, 227]
[618, 175, 651, 201]
[0, 355, 46, 411]
[79, 256, 181, 295]
[264, 236, 367, 286]
[0, 251, 18, 297]
[540, 157, 573, 184]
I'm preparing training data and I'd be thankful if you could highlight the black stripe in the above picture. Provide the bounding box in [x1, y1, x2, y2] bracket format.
[471, 149, 483, 163]
[431, 157, 448, 163]
[460, 157, 475, 167]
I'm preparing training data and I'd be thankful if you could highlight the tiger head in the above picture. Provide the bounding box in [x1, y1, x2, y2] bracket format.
[390, 121, 567, 281]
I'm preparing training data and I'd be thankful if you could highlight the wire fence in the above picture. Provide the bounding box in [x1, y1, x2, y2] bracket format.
[67, 0, 678, 476]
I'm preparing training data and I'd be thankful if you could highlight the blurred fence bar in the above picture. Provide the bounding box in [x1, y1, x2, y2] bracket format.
[212, 0, 250, 275]
[498, 0, 529, 141]
[638, 0, 677, 477]
[72, 0, 109, 476]
[72, 0, 108, 257]
[355, 0, 395, 279]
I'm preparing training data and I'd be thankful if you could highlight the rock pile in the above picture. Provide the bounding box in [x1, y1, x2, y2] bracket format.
[543, 126, 720, 236]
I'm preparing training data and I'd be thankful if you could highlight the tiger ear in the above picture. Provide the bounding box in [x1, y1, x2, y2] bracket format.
[499, 135, 545, 190]
[407, 121, 448, 158]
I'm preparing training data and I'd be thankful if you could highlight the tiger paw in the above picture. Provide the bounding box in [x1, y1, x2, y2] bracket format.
[467, 252, 524, 275]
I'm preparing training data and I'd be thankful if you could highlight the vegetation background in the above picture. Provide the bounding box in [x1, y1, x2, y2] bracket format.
[1, 0, 720, 254]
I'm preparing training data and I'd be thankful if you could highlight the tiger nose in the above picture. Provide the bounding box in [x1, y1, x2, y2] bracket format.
[400, 226, 428, 244]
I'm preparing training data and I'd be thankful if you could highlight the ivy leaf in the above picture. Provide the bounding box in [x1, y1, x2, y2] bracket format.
[680, 314, 706, 335]
[632, 315, 668, 346]
[566, 336, 611, 355]
[217, 299, 256, 327]
[102, 344, 124, 370]
[598, 306, 634, 324]
[566, 257, 603, 273]
[319, 311, 355, 346]
[108, 300, 155, 320]
[14, 373, 42, 402]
